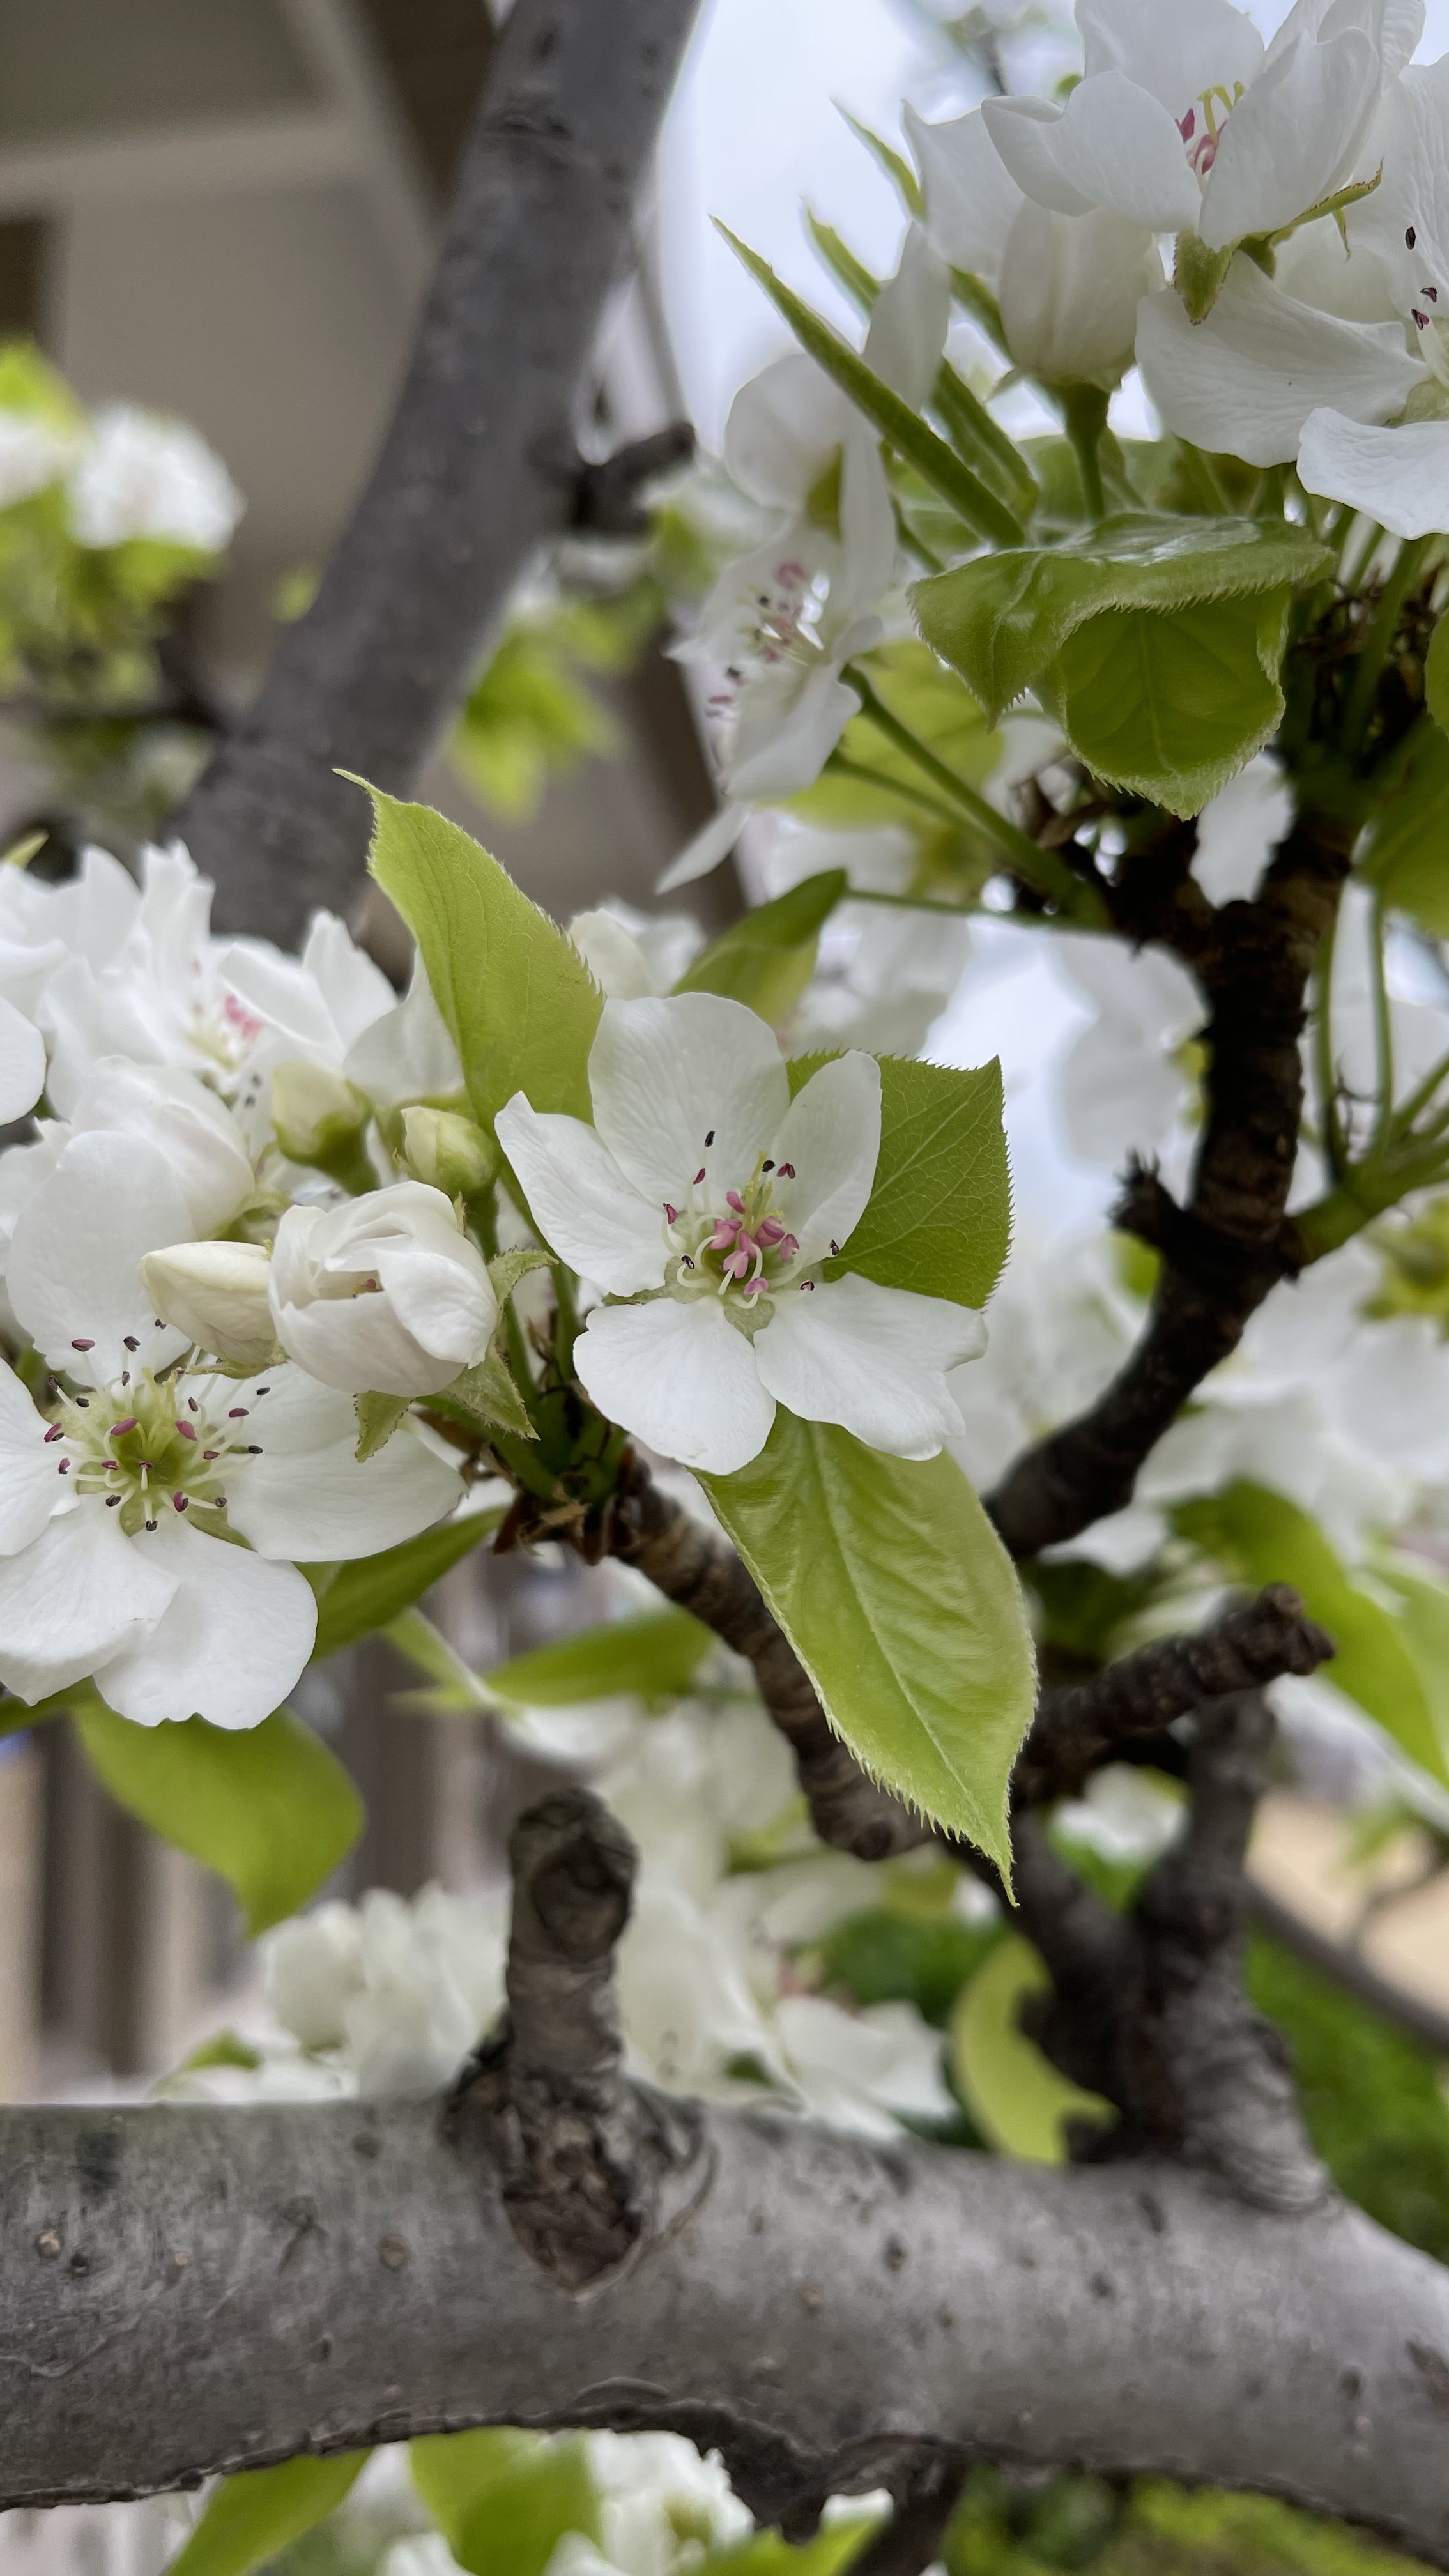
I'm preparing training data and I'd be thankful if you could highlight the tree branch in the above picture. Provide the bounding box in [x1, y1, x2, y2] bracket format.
[1248, 1882, 1449, 2059]
[986, 811, 1357, 1560]
[175, 0, 704, 944]
[4, 2096, 1448, 2554]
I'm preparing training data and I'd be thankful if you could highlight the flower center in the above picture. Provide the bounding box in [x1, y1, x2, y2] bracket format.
[46, 1365, 272, 1536]
[705, 558, 832, 730]
[659, 1151, 806, 1317]
[1176, 82, 1246, 180]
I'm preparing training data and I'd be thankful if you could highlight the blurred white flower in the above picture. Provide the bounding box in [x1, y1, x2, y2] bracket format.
[67, 404, 242, 553]
[1051, 935, 1202, 1172]
[0, 408, 79, 507]
[1190, 755, 1293, 907]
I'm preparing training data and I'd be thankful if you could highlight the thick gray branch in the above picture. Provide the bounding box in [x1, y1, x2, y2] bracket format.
[3, 2099, 1449, 2558]
[176, 0, 703, 942]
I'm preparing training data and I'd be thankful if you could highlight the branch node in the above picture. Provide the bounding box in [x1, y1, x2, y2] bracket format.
[450, 1789, 710, 2292]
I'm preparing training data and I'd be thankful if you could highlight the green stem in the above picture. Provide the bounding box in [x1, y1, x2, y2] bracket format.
[849, 887, 975, 919]
[551, 1263, 579, 1379]
[1368, 890, 1395, 1156]
[1059, 385, 1108, 523]
[1344, 535, 1431, 755]
[843, 664, 1103, 918]
[824, 751, 969, 829]
[1289, 1151, 1449, 1263]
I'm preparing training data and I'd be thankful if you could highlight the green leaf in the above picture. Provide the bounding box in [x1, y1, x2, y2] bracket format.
[1427, 616, 1449, 739]
[487, 1607, 714, 1706]
[700, 2518, 883, 2575]
[411, 2430, 600, 2576]
[75, 1706, 363, 1936]
[676, 871, 847, 1023]
[170, 2028, 263, 2076]
[1042, 588, 1291, 816]
[1360, 719, 1449, 935]
[951, 1936, 1112, 2161]
[827, 1055, 1011, 1308]
[446, 1346, 537, 1441]
[362, 785, 602, 1129]
[384, 1607, 496, 1711]
[838, 109, 923, 215]
[1174, 1481, 1449, 1790]
[354, 1391, 410, 1461]
[1371, 1554, 1449, 1783]
[308, 1510, 499, 1660]
[703, 1418, 1036, 1867]
[717, 229, 1024, 549]
[913, 512, 1331, 723]
[164, 2455, 369, 2576]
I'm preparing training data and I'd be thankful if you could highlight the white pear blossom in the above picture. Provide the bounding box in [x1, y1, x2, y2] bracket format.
[907, 103, 1163, 387]
[981, 0, 1418, 254]
[264, 1885, 507, 2094]
[1190, 754, 1293, 905]
[0, 408, 80, 507]
[1051, 935, 1202, 1172]
[268, 1181, 499, 1397]
[66, 404, 242, 554]
[497, 993, 985, 1476]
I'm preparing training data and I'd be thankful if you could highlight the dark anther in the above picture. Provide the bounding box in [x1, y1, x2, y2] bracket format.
[123, 1336, 139, 1352]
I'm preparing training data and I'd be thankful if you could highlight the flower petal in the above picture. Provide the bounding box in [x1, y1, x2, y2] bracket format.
[1199, 28, 1381, 253]
[588, 995, 790, 1206]
[1080, 0, 1264, 113]
[753, 1273, 983, 1460]
[226, 1414, 463, 1562]
[0, 995, 44, 1124]
[723, 353, 843, 509]
[6, 1129, 192, 1383]
[496, 1094, 666, 1294]
[986, 80, 1199, 230]
[769, 1052, 882, 1265]
[576, 1297, 776, 1474]
[1136, 256, 1421, 467]
[862, 224, 951, 408]
[1298, 410, 1449, 539]
[656, 801, 748, 896]
[95, 1517, 317, 1728]
[905, 103, 1023, 285]
[0, 1358, 63, 1554]
[0, 1500, 177, 1701]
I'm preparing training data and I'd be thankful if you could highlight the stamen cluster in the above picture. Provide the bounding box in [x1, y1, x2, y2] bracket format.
[662, 1149, 803, 1315]
[47, 1360, 271, 1536]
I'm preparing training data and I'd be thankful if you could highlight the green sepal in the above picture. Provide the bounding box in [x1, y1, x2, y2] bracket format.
[1172, 231, 1235, 321]
[487, 1244, 553, 1305]
[446, 1344, 537, 1441]
[353, 1390, 410, 1460]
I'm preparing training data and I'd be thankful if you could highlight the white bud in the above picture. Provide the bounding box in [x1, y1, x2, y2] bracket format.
[268, 1179, 498, 1398]
[139, 1239, 276, 1366]
[400, 1105, 493, 1197]
[270, 1059, 371, 1177]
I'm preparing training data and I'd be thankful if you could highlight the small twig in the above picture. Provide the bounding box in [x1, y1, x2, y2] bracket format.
[450, 1787, 707, 2290]
[572, 422, 696, 534]
[1249, 1880, 1449, 2059]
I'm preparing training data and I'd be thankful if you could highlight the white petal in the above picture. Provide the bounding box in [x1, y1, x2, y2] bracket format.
[300, 911, 395, 1047]
[905, 103, 1023, 284]
[67, 1057, 254, 1236]
[656, 802, 747, 896]
[1192, 755, 1294, 905]
[769, 1052, 882, 1265]
[588, 995, 790, 1206]
[986, 82, 1200, 231]
[1135, 257, 1422, 466]
[1200, 28, 1382, 252]
[1298, 410, 1449, 538]
[343, 960, 463, 1110]
[0, 1501, 176, 1701]
[726, 663, 864, 801]
[754, 1273, 982, 1460]
[226, 1415, 462, 1562]
[0, 996, 44, 1123]
[863, 224, 951, 408]
[1080, 0, 1264, 112]
[495, 1094, 666, 1294]
[723, 354, 843, 509]
[95, 1517, 316, 1728]
[0, 1358, 63, 1554]
[6, 1130, 192, 1382]
[1000, 203, 1161, 387]
[567, 910, 659, 1001]
[576, 1297, 776, 1475]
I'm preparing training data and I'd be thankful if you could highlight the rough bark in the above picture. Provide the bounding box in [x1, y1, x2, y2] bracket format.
[175, 0, 703, 944]
[986, 813, 1356, 1559]
[4, 2098, 1449, 2557]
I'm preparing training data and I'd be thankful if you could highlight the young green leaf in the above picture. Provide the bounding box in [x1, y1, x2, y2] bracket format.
[487, 1607, 715, 1706]
[1043, 588, 1292, 816]
[411, 2430, 601, 2576]
[699, 2518, 885, 2575]
[717, 228, 1024, 549]
[1175, 1481, 1449, 1790]
[360, 785, 602, 1128]
[354, 1390, 410, 1461]
[951, 1936, 1112, 2161]
[1360, 718, 1449, 935]
[675, 870, 847, 1023]
[164, 2455, 370, 2576]
[74, 1706, 363, 1937]
[838, 108, 923, 215]
[307, 1510, 500, 1660]
[913, 512, 1331, 723]
[445, 1346, 537, 1440]
[788, 1053, 1011, 1308]
[385, 1606, 496, 1710]
[704, 1417, 1036, 1869]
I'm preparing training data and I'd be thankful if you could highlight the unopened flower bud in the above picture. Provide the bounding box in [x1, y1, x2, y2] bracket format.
[271, 1059, 373, 1185]
[400, 1105, 494, 1198]
[140, 1239, 277, 1367]
[269, 1181, 498, 1397]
